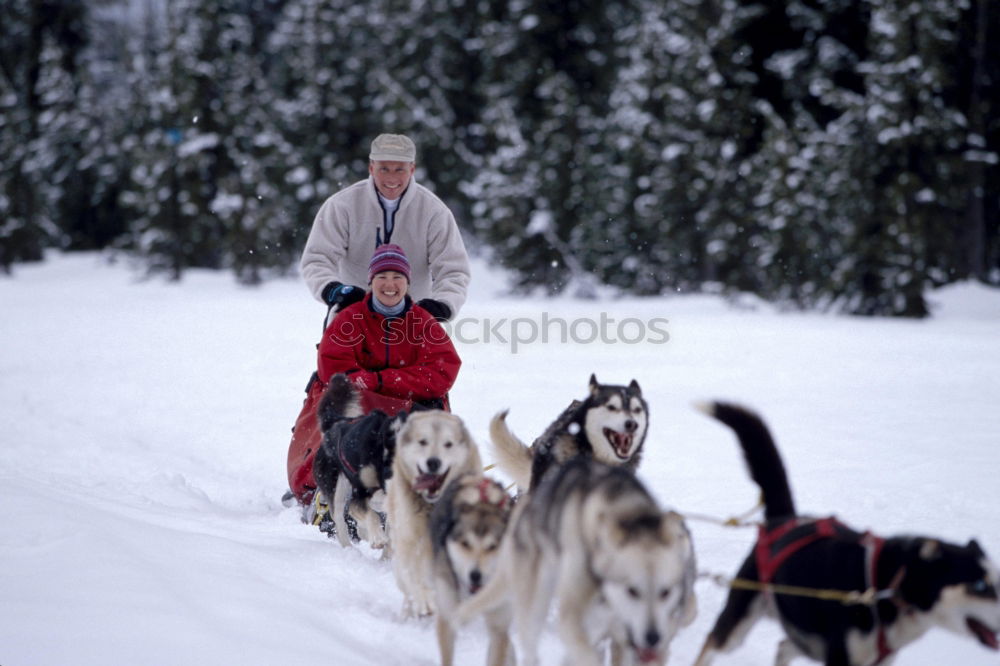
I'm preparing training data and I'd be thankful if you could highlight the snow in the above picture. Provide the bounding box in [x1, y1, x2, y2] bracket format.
[2, 252, 999, 665]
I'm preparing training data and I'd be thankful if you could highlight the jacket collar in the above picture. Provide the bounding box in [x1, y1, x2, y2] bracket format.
[365, 292, 413, 319]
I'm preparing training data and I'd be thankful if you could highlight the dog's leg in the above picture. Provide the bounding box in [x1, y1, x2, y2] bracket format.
[360, 502, 387, 549]
[410, 540, 436, 617]
[348, 501, 370, 542]
[369, 488, 387, 513]
[484, 606, 513, 666]
[331, 472, 354, 547]
[819, 641, 852, 666]
[554, 569, 602, 666]
[775, 638, 806, 666]
[393, 539, 435, 617]
[512, 559, 555, 666]
[436, 616, 456, 666]
[694, 556, 766, 666]
[608, 639, 627, 666]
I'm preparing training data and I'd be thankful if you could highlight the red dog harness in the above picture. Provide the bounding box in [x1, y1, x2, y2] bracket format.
[477, 477, 509, 509]
[756, 517, 897, 665]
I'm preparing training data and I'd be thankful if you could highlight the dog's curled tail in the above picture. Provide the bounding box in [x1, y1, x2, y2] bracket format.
[317, 373, 364, 432]
[696, 401, 795, 520]
[488, 410, 532, 491]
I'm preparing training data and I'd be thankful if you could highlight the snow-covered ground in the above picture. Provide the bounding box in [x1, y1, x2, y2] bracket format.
[2, 252, 999, 665]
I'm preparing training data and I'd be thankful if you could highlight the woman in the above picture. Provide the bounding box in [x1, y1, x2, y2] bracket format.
[317, 243, 461, 410]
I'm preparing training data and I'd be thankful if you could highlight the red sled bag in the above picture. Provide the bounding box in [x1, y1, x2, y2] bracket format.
[286, 373, 327, 504]
[285, 372, 442, 504]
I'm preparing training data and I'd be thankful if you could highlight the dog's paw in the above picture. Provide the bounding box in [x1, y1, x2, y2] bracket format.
[409, 592, 435, 618]
[401, 596, 434, 620]
[369, 527, 389, 551]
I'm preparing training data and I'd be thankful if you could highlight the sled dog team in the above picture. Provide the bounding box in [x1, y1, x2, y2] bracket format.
[310, 374, 1000, 666]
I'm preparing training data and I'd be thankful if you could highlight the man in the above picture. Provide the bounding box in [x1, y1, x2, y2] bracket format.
[299, 133, 471, 321]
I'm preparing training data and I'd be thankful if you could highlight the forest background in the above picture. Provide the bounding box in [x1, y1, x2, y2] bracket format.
[2, 0, 998, 317]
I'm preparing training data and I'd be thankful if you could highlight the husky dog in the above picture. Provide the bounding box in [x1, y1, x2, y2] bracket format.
[695, 401, 1000, 666]
[491, 374, 649, 492]
[387, 410, 484, 618]
[454, 457, 697, 666]
[313, 374, 399, 549]
[430, 474, 514, 666]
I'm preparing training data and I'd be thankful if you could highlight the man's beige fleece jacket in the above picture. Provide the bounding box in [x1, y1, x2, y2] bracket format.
[299, 178, 471, 317]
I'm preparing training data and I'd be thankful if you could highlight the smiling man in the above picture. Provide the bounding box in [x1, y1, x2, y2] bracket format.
[300, 133, 471, 322]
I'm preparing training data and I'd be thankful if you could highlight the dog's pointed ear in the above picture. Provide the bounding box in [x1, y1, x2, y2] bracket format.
[589, 373, 600, 395]
[628, 379, 641, 395]
[968, 539, 986, 557]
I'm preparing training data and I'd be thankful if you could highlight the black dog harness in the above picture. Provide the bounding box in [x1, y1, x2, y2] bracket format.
[755, 517, 900, 665]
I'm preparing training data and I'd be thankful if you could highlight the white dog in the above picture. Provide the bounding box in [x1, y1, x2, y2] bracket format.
[386, 410, 483, 618]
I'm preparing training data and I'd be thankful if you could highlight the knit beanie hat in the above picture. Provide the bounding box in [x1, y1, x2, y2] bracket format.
[369, 134, 416, 162]
[368, 244, 411, 282]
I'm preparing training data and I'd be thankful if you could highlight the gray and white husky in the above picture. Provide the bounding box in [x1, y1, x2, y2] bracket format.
[491, 374, 649, 492]
[453, 457, 697, 666]
[430, 474, 514, 666]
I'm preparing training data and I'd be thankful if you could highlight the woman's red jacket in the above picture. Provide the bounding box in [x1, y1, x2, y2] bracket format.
[317, 294, 461, 402]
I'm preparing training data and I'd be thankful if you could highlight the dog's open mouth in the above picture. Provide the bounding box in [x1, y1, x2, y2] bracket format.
[634, 647, 661, 664]
[604, 428, 634, 459]
[967, 617, 999, 649]
[413, 471, 448, 500]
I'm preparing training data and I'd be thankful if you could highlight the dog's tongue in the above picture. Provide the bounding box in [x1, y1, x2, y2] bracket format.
[968, 617, 1000, 649]
[414, 473, 443, 493]
[605, 429, 633, 458]
[636, 647, 660, 664]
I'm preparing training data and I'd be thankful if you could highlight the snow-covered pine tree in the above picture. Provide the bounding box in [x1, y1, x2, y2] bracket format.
[600, 0, 764, 297]
[0, 0, 89, 271]
[837, 0, 970, 316]
[468, 0, 641, 296]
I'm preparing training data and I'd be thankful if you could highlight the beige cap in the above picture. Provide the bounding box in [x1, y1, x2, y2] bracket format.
[369, 133, 416, 162]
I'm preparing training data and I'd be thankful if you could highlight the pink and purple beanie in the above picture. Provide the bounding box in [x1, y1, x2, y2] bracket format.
[368, 244, 411, 282]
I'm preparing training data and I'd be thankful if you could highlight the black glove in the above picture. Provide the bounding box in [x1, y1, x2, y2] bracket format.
[417, 298, 452, 322]
[322, 281, 365, 309]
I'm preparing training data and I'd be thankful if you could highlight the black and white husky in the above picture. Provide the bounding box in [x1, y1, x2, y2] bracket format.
[313, 374, 399, 549]
[490, 374, 649, 492]
[695, 401, 1000, 666]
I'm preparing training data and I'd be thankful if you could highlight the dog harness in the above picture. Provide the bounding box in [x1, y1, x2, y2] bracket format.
[477, 477, 509, 509]
[756, 517, 899, 665]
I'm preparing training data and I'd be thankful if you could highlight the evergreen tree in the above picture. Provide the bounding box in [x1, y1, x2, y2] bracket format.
[469, 0, 642, 295]
[121, 0, 297, 282]
[0, 0, 89, 272]
[590, 0, 765, 296]
[838, 0, 970, 316]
